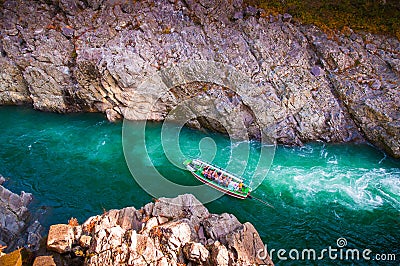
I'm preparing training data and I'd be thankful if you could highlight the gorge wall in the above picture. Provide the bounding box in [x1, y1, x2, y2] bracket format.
[0, 0, 399, 157]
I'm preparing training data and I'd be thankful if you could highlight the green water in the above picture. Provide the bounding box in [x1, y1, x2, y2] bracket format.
[0, 106, 399, 265]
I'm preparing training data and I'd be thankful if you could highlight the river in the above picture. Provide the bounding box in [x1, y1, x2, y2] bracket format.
[0, 106, 398, 265]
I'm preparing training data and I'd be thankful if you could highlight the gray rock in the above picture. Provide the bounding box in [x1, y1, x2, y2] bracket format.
[283, 13, 292, 22]
[152, 194, 210, 230]
[225, 222, 273, 265]
[366, 43, 377, 52]
[143, 202, 154, 217]
[0, 0, 398, 158]
[116, 206, 140, 230]
[0, 181, 42, 252]
[233, 11, 243, 20]
[202, 213, 242, 244]
[371, 79, 381, 90]
[26, 220, 43, 250]
[244, 6, 258, 17]
[61, 27, 75, 38]
[311, 65, 322, 77]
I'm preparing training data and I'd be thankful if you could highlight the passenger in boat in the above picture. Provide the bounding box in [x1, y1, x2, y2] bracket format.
[207, 169, 213, 179]
[203, 167, 211, 179]
[227, 180, 234, 190]
[220, 175, 225, 186]
[213, 171, 219, 181]
[215, 172, 221, 184]
[207, 169, 213, 180]
[202, 167, 207, 177]
[224, 177, 231, 187]
[239, 182, 244, 192]
[224, 176, 231, 187]
[231, 181, 239, 191]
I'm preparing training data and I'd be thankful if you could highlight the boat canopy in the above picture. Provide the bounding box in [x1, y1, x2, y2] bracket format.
[192, 159, 245, 184]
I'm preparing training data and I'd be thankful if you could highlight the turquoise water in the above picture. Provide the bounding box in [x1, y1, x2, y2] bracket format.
[0, 106, 399, 265]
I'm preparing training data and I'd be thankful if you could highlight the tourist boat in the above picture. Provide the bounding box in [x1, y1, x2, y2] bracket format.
[183, 159, 251, 199]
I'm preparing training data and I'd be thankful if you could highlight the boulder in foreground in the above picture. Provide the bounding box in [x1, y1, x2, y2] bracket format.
[46, 194, 274, 265]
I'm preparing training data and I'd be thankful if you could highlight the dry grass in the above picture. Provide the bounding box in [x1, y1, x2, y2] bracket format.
[68, 217, 79, 226]
[246, 0, 400, 39]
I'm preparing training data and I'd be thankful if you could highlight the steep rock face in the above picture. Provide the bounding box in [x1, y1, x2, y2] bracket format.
[0, 0, 398, 157]
[46, 194, 274, 266]
[0, 175, 43, 252]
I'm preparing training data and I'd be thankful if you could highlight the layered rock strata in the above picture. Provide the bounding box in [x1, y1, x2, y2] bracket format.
[0, 0, 398, 157]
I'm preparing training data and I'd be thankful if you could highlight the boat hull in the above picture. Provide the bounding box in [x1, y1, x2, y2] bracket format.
[190, 172, 249, 200]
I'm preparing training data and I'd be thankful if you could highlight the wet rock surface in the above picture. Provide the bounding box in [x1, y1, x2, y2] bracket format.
[0, 174, 43, 252]
[44, 194, 274, 265]
[0, 0, 399, 157]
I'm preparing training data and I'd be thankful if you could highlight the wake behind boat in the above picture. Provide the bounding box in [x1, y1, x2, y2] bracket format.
[183, 159, 251, 199]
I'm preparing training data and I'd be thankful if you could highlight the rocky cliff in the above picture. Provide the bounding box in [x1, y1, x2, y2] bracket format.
[0, 174, 42, 253]
[34, 194, 273, 266]
[0, 0, 399, 157]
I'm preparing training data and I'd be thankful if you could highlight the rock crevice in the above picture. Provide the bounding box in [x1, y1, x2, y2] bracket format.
[0, 0, 398, 157]
[44, 194, 274, 265]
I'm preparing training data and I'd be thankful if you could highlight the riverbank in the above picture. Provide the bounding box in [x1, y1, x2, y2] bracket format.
[0, 0, 399, 157]
[0, 192, 274, 265]
[0, 106, 399, 265]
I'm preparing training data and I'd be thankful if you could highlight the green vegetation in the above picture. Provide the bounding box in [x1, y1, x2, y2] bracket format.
[246, 0, 400, 39]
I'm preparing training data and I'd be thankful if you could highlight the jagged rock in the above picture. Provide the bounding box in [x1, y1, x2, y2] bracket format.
[82, 215, 101, 234]
[79, 235, 92, 248]
[116, 206, 141, 231]
[202, 213, 242, 244]
[105, 108, 121, 122]
[0, 181, 42, 252]
[158, 220, 192, 252]
[183, 242, 209, 263]
[371, 79, 381, 90]
[26, 221, 43, 250]
[157, 216, 169, 225]
[209, 241, 229, 266]
[0, 56, 31, 105]
[43, 194, 273, 265]
[91, 226, 125, 254]
[225, 222, 274, 265]
[128, 231, 162, 265]
[152, 194, 210, 232]
[233, 11, 243, 20]
[142, 202, 154, 217]
[47, 224, 76, 253]
[140, 216, 159, 235]
[33, 255, 57, 266]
